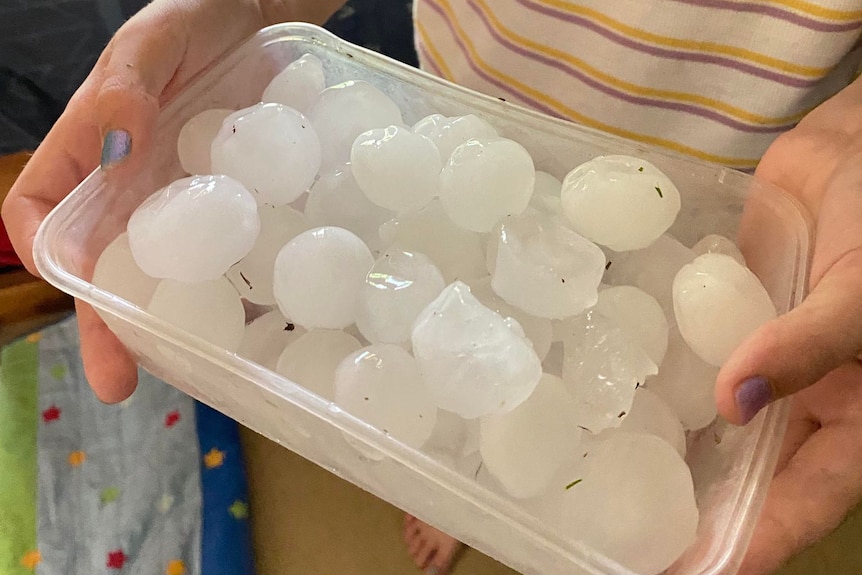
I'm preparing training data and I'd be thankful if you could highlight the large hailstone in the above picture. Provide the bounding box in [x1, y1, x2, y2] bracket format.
[673, 253, 776, 366]
[276, 329, 362, 400]
[562, 311, 658, 433]
[413, 113, 499, 162]
[354, 250, 446, 344]
[692, 233, 746, 265]
[127, 175, 260, 283]
[308, 80, 403, 169]
[305, 165, 395, 253]
[261, 53, 326, 115]
[379, 199, 486, 283]
[648, 326, 719, 430]
[335, 344, 438, 449]
[226, 205, 311, 305]
[237, 310, 306, 371]
[351, 126, 442, 213]
[596, 388, 687, 457]
[557, 434, 698, 575]
[593, 285, 669, 365]
[92, 232, 159, 308]
[561, 155, 681, 251]
[147, 278, 245, 351]
[412, 281, 542, 419]
[480, 374, 583, 499]
[177, 108, 233, 175]
[439, 138, 535, 233]
[273, 227, 374, 329]
[490, 213, 606, 319]
[210, 102, 321, 206]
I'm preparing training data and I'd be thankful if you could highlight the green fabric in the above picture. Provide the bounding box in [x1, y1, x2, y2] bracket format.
[0, 337, 39, 574]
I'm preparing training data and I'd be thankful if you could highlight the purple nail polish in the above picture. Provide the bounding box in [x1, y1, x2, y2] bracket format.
[101, 129, 131, 169]
[736, 376, 773, 424]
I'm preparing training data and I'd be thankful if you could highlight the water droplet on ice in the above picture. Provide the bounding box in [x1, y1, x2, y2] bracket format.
[127, 175, 260, 283]
[277, 329, 362, 400]
[211, 102, 321, 206]
[351, 125, 441, 213]
[335, 344, 438, 449]
[593, 285, 669, 365]
[490, 213, 605, 319]
[237, 310, 307, 371]
[673, 253, 776, 366]
[226, 205, 312, 305]
[177, 108, 233, 175]
[273, 226, 375, 329]
[355, 249, 446, 344]
[309, 80, 403, 170]
[480, 373, 584, 499]
[440, 138, 535, 233]
[412, 282, 542, 419]
[261, 53, 326, 115]
[147, 277, 245, 351]
[561, 156, 681, 251]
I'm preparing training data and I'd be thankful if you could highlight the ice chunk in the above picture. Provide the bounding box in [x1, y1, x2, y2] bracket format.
[273, 227, 374, 329]
[412, 282, 542, 419]
[596, 388, 686, 457]
[439, 139, 535, 233]
[308, 80, 403, 169]
[648, 326, 719, 430]
[490, 213, 605, 319]
[593, 285, 669, 365]
[92, 232, 159, 308]
[276, 329, 362, 400]
[468, 277, 552, 361]
[355, 250, 446, 344]
[127, 175, 260, 283]
[305, 165, 394, 254]
[692, 233, 745, 265]
[351, 126, 441, 213]
[147, 277, 244, 351]
[673, 253, 776, 366]
[604, 234, 696, 318]
[237, 310, 306, 371]
[177, 108, 233, 175]
[413, 114, 499, 162]
[562, 311, 658, 433]
[480, 374, 584, 499]
[529, 171, 563, 215]
[261, 53, 326, 115]
[556, 434, 698, 575]
[561, 156, 681, 251]
[335, 344, 438, 449]
[226, 205, 311, 305]
[211, 103, 321, 206]
[379, 200, 486, 283]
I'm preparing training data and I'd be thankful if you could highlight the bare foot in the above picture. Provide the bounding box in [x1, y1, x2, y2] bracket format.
[403, 514, 465, 574]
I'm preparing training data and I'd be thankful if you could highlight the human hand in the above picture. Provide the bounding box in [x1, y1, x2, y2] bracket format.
[715, 75, 862, 573]
[0, 0, 343, 402]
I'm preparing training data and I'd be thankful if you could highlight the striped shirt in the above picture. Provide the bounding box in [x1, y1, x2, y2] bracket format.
[413, 0, 862, 169]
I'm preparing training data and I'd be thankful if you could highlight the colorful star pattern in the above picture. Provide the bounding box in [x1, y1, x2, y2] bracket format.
[165, 559, 186, 575]
[25, 332, 42, 344]
[106, 550, 127, 569]
[50, 363, 66, 380]
[228, 500, 249, 520]
[203, 448, 225, 469]
[20, 550, 41, 569]
[158, 494, 175, 514]
[68, 450, 86, 467]
[41, 405, 61, 423]
[164, 410, 181, 428]
[100, 486, 120, 505]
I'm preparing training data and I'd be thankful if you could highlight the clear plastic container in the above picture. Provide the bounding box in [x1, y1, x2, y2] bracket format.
[33, 23, 813, 575]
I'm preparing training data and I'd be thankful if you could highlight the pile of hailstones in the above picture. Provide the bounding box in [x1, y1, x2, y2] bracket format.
[93, 53, 777, 575]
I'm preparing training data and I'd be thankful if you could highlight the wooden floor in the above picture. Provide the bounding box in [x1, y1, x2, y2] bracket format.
[3, 152, 862, 575]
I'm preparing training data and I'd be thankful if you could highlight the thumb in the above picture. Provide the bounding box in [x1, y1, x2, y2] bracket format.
[716, 157, 862, 425]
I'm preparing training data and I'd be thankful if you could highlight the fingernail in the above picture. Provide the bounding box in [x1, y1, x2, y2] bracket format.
[736, 376, 773, 424]
[101, 129, 131, 169]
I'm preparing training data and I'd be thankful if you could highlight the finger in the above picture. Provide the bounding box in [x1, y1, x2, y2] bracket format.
[774, 397, 818, 475]
[76, 300, 138, 403]
[739, 364, 862, 575]
[717, 156, 862, 425]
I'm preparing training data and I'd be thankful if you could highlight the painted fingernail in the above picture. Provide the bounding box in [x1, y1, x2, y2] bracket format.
[736, 376, 773, 424]
[101, 129, 131, 169]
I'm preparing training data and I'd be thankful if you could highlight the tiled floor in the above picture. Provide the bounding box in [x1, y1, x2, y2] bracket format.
[240, 427, 862, 575]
